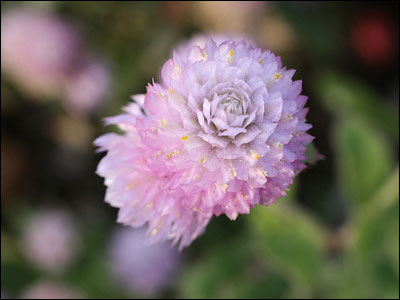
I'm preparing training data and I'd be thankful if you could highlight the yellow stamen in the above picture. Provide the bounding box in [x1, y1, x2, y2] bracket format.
[273, 72, 282, 80]
[199, 156, 206, 163]
[158, 92, 166, 101]
[286, 113, 293, 119]
[169, 88, 174, 95]
[174, 65, 182, 75]
[251, 150, 260, 160]
[181, 135, 188, 141]
[227, 49, 235, 64]
[158, 118, 168, 127]
[193, 175, 200, 181]
[165, 150, 179, 158]
[221, 184, 228, 193]
[201, 51, 208, 62]
[294, 130, 303, 137]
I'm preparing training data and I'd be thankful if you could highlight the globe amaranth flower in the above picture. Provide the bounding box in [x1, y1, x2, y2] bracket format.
[108, 226, 180, 296]
[1, 9, 82, 98]
[63, 56, 111, 115]
[20, 210, 80, 273]
[1, 9, 110, 115]
[95, 38, 314, 249]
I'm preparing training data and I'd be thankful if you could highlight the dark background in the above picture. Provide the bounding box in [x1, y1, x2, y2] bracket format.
[1, 1, 399, 299]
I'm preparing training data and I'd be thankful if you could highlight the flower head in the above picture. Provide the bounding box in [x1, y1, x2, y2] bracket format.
[20, 210, 80, 273]
[1, 9, 81, 97]
[1, 9, 110, 115]
[108, 226, 180, 296]
[63, 57, 110, 115]
[95, 38, 313, 249]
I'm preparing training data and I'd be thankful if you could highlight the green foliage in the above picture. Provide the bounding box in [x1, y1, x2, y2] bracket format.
[248, 203, 325, 298]
[351, 167, 399, 298]
[332, 117, 394, 205]
[178, 238, 289, 299]
[315, 71, 399, 138]
[1, 2, 398, 299]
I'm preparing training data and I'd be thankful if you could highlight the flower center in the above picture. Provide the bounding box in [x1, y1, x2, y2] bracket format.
[220, 94, 243, 114]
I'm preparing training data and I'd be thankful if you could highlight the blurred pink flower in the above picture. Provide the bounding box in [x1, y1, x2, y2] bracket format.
[1, 9, 82, 98]
[1, 9, 110, 115]
[63, 57, 110, 115]
[108, 226, 180, 296]
[20, 281, 84, 299]
[20, 210, 80, 273]
[95, 39, 313, 249]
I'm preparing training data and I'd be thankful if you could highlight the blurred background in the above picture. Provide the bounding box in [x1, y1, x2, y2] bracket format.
[1, 1, 399, 299]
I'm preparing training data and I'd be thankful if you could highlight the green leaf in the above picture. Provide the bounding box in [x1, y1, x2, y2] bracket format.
[351, 167, 399, 298]
[326, 168, 399, 299]
[248, 203, 325, 297]
[315, 71, 399, 139]
[1, 262, 39, 297]
[332, 117, 394, 205]
[177, 244, 247, 298]
[177, 237, 290, 299]
[362, 166, 399, 216]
